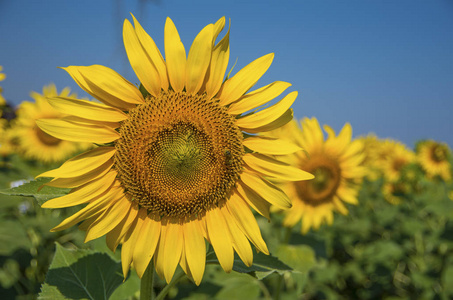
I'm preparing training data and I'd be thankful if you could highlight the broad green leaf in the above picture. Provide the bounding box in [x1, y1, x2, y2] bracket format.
[0, 178, 70, 205]
[38, 243, 123, 300]
[214, 273, 261, 300]
[275, 244, 316, 274]
[207, 251, 292, 280]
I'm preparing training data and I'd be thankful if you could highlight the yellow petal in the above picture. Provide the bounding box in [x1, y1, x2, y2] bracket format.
[240, 108, 293, 134]
[41, 170, 117, 208]
[240, 171, 291, 209]
[62, 65, 144, 109]
[38, 147, 116, 178]
[133, 214, 161, 278]
[205, 26, 230, 99]
[51, 186, 123, 232]
[186, 24, 213, 94]
[221, 205, 253, 266]
[165, 17, 186, 92]
[212, 17, 226, 44]
[235, 184, 270, 220]
[227, 81, 292, 115]
[243, 136, 301, 155]
[36, 119, 119, 143]
[243, 153, 314, 181]
[106, 202, 139, 252]
[47, 97, 127, 122]
[217, 53, 274, 106]
[227, 192, 269, 254]
[183, 219, 206, 285]
[131, 14, 169, 91]
[123, 19, 161, 97]
[206, 207, 234, 272]
[85, 197, 131, 242]
[44, 160, 113, 188]
[163, 223, 183, 283]
[121, 208, 147, 278]
[236, 91, 297, 130]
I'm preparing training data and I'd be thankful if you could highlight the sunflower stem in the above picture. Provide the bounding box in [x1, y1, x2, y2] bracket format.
[140, 261, 155, 300]
[155, 269, 186, 300]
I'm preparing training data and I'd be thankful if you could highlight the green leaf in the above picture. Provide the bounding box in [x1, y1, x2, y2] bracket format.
[0, 220, 32, 255]
[0, 178, 70, 205]
[275, 244, 316, 273]
[38, 243, 123, 300]
[214, 273, 261, 300]
[207, 251, 292, 280]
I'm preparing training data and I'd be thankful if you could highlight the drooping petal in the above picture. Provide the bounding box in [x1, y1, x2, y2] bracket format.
[235, 184, 270, 220]
[47, 97, 127, 122]
[205, 26, 230, 99]
[217, 53, 274, 106]
[243, 153, 314, 181]
[185, 24, 213, 94]
[183, 219, 206, 285]
[131, 14, 169, 91]
[236, 91, 297, 130]
[133, 214, 161, 277]
[38, 147, 116, 178]
[165, 17, 186, 92]
[240, 171, 292, 209]
[62, 65, 144, 109]
[123, 19, 162, 97]
[36, 119, 119, 143]
[121, 208, 147, 278]
[227, 192, 269, 254]
[241, 108, 293, 134]
[206, 207, 234, 272]
[106, 202, 139, 252]
[243, 136, 302, 155]
[227, 81, 291, 115]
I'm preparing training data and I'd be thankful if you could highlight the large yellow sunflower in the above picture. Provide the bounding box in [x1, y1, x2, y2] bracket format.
[36, 15, 313, 285]
[267, 118, 365, 234]
[14, 84, 90, 163]
[417, 140, 451, 181]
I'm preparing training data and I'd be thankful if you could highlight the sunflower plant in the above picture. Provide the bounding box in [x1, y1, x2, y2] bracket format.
[1, 15, 314, 299]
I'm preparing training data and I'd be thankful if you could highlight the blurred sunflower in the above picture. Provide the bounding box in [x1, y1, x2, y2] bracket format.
[0, 121, 19, 158]
[0, 66, 5, 106]
[358, 134, 381, 180]
[382, 180, 409, 205]
[36, 15, 312, 284]
[381, 142, 415, 181]
[267, 118, 365, 234]
[417, 140, 452, 181]
[15, 84, 90, 163]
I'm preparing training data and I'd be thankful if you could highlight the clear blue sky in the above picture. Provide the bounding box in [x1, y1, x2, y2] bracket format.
[1, 0, 452, 148]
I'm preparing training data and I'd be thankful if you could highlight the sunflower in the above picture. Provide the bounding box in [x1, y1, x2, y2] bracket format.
[0, 66, 5, 106]
[382, 180, 409, 205]
[0, 121, 19, 158]
[14, 84, 90, 163]
[36, 15, 312, 285]
[357, 134, 382, 180]
[381, 142, 415, 182]
[416, 140, 452, 181]
[267, 118, 365, 234]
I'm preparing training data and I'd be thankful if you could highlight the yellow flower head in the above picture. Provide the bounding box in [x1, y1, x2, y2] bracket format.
[381, 142, 415, 182]
[14, 84, 90, 163]
[417, 140, 452, 181]
[382, 180, 409, 205]
[267, 117, 365, 234]
[0, 120, 20, 157]
[36, 15, 312, 285]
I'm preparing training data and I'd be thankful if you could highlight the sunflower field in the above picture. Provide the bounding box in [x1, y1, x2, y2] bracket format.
[1, 14, 453, 300]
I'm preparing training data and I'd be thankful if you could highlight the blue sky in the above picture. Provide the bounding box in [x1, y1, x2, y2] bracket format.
[1, 0, 452, 147]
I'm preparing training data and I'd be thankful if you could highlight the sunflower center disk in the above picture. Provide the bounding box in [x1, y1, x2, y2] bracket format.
[114, 91, 244, 219]
[296, 154, 341, 205]
[432, 146, 447, 162]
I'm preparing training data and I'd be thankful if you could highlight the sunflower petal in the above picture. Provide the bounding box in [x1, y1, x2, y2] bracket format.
[123, 19, 161, 97]
[206, 207, 234, 272]
[186, 24, 213, 94]
[131, 14, 169, 90]
[227, 81, 291, 115]
[165, 17, 186, 92]
[36, 119, 119, 143]
[243, 136, 301, 155]
[62, 65, 143, 109]
[106, 202, 139, 252]
[218, 53, 274, 106]
[240, 171, 291, 209]
[205, 26, 230, 99]
[121, 208, 147, 278]
[133, 215, 161, 278]
[163, 223, 183, 283]
[183, 219, 206, 285]
[235, 184, 270, 220]
[243, 153, 314, 181]
[38, 147, 116, 178]
[236, 91, 297, 130]
[47, 97, 127, 122]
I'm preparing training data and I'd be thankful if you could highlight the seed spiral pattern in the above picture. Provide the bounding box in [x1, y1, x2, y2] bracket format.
[114, 91, 244, 218]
